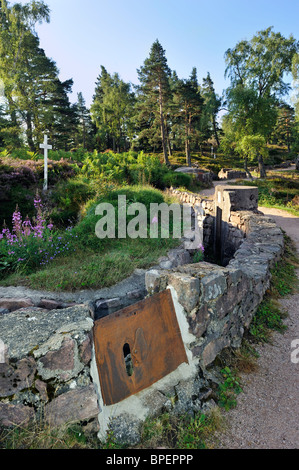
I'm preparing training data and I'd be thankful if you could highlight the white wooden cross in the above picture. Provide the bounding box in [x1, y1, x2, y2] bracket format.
[39, 134, 52, 191]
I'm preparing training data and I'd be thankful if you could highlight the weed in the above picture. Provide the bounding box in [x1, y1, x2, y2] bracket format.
[217, 367, 243, 411]
[0, 421, 98, 449]
[139, 408, 224, 450]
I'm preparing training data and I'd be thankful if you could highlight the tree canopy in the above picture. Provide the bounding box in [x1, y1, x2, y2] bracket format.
[0, 4, 298, 169]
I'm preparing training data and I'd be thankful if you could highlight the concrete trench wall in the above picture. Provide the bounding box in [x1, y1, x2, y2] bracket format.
[0, 187, 285, 445]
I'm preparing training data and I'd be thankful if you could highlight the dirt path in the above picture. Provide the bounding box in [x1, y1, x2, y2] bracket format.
[198, 169, 299, 448]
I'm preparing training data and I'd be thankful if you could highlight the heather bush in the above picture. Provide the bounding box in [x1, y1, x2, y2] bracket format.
[0, 195, 76, 276]
[0, 157, 79, 228]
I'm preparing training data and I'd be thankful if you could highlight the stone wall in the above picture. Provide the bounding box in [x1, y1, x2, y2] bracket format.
[174, 167, 213, 184]
[0, 304, 100, 433]
[0, 192, 285, 445]
[218, 168, 247, 180]
[146, 212, 284, 370]
[166, 187, 214, 215]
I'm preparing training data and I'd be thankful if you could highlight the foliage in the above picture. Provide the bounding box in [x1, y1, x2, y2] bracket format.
[136, 40, 172, 164]
[80, 150, 192, 190]
[192, 244, 205, 263]
[218, 367, 243, 410]
[235, 134, 269, 177]
[0, 185, 181, 290]
[90, 67, 135, 152]
[0, 156, 78, 228]
[200, 72, 222, 146]
[0, 0, 81, 151]
[249, 299, 287, 343]
[0, 195, 76, 276]
[235, 173, 299, 216]
[223, 27, 299, 171]
[48, 177, 97, 227]
[172, 68, 204, 165]
[140, 408, 223, 449]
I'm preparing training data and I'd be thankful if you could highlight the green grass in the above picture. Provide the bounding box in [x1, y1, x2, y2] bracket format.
[232, 172, 299, 216]
[0, 185, 182, 291]
[138, 408, 224, 450]
[248, 234, 298, 344]
[1, 237, 179, 291]
[0, 422, 99, 450]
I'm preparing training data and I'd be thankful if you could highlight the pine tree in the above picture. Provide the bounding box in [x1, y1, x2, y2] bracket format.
[172, 68, 203, 166]
[200, 72, 221, 146]
[91, 67, 135, 152]
[137, 40, 172, 164]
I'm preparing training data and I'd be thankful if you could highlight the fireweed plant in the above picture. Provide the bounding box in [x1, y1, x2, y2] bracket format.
[0, 194, 77, 276]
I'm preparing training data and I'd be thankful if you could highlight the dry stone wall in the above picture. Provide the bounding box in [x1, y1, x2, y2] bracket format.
[146, 211, 284, 369]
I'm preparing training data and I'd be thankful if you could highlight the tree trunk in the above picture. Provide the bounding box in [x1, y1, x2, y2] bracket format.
[159, 83, 169, 165]
[26, 112, 35, 152]
[185, 111, 191, 166]
[165, 121, 172, 157]
[82, 117, 86, 149]
[244, 155, 253, 179]
[212, 116, 220, 147]
[258, 154, 267, 178]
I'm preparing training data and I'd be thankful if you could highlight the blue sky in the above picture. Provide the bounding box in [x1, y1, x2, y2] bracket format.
[16, 0, 299, 107]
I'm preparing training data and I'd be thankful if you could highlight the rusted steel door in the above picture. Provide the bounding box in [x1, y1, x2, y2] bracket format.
[93, 290, 188, 406]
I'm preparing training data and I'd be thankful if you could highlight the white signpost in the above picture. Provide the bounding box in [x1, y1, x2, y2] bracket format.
[39, 134, 52, 191]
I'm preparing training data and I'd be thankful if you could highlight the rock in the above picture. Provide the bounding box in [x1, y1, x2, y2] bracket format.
[0, 403, 35, 427]
[218, 168, 247, 180]
[79, 334, 92, 365]
[145, 269, 168, 295]
[167, 249, 191, 267]
[37, 299, 62, 310]
[0, 357, 36, 398]
[35, 379, 48, 402]
[0, 308, 9, 315]
[95, 298, 122, 310]
[167, 273, 200, 313]
[0, 298, 34, 312]
[201, 337, 231, 368]
[38, 337, 77, 382]
[191, 304, 212, 338]
[127, 288, 145, 299]
[0, 304, 93, 360]
[200, 271, 227, 302]
[159, 260, 173, 270]
[44, 385, 100, 428]
[103, 413, 142, 446]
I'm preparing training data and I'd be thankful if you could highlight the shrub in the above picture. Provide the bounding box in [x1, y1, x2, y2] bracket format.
[162, 172, 192, 189]
[48, 178, 97, 227]
[74, 185, 166, 250]
[0, 196, 76, 276]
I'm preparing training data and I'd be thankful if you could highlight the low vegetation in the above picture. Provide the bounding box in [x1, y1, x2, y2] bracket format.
[236, 171, 299, 217]
[0, 184, 181, 291]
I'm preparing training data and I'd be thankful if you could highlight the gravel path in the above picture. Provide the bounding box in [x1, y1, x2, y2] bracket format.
[213, 206, 299, 449]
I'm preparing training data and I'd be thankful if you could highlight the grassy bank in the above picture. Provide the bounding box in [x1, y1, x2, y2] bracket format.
[0, 185, 181, 291]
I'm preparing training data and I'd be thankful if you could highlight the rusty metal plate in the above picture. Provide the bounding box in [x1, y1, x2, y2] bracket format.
[93, 290, 188, 406]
